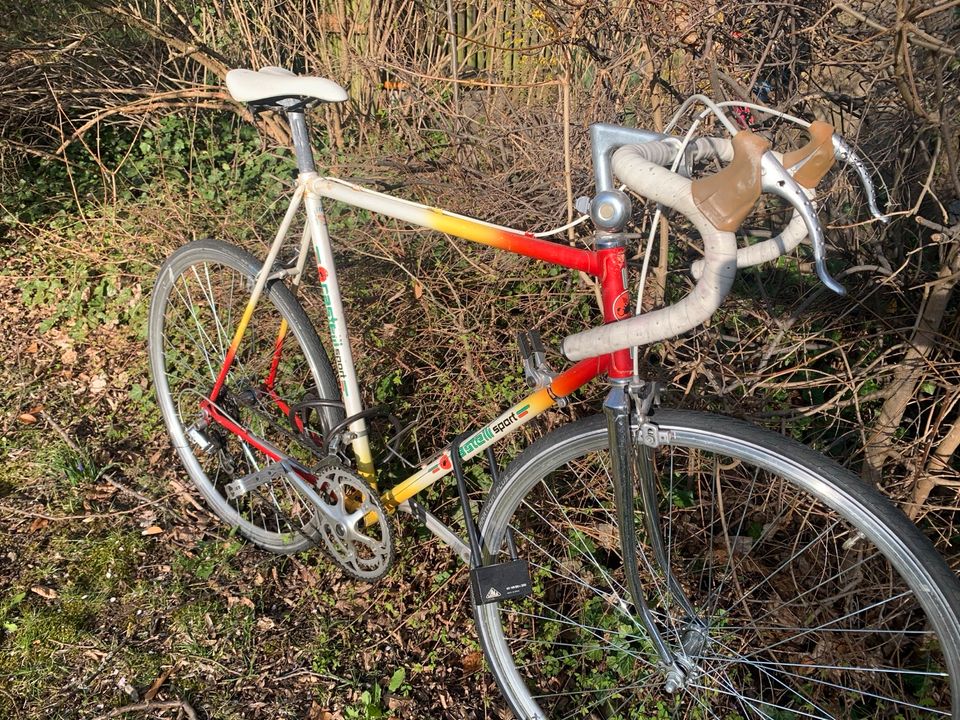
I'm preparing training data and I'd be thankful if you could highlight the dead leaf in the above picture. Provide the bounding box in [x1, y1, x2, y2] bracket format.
[30, 586, 57, 600]
[117, 676, 139, 701]
[226, 595, 255, 610]
[28, 517, 48, 533]
[256, 616, 276, 631]
[297, 562, 319, 587]
[169, 479, 206, 512]
[141, 525, 163, 536]
[148, 449, 163, 464]
[461, 650, 483, 674]
[18, 413, 37, 424]
[89, 375, 107, 394]
[305, 702, 334, 720]
[413, 280, 423, 299]
[143, 664, 176, 701]
[48, 329, 72, 350]
[26, 341, 38, 354]
[61, 348, 77, 365]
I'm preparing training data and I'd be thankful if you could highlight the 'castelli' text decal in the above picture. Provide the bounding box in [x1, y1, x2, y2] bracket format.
[460, 427, 493, 456]
[459, 403, 533, 457]
[318, 280, 349, 398]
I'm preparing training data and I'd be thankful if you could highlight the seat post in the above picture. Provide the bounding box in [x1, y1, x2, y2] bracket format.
[286, 110, 317, 175]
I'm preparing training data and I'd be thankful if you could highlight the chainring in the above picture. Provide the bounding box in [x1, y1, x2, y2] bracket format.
[306, 464, 394, 581]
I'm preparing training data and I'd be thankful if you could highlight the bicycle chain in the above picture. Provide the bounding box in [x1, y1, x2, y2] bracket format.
[213, 386, 394, 581]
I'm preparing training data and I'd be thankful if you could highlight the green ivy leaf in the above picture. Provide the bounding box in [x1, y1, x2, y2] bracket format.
[388, 667, 406, 692]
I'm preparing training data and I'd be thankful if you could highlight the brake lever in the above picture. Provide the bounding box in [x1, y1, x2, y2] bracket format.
[760, 151, 846, 295]
[832, 135, 889, 223]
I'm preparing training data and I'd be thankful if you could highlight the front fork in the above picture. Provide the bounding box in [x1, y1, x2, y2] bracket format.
[603, 382, 705, 692]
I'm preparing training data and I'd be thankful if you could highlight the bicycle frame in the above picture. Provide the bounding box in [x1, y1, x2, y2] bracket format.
[189, 104, 890, 689]
[204, 169, 635, 527]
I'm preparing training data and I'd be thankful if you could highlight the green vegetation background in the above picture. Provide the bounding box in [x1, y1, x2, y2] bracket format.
[1, 1, 958, 718]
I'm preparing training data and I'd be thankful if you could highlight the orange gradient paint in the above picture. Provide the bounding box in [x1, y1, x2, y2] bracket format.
[430, 211, 599, 275]
[209, 294, 259, 401]
[382, 386, 557, 509]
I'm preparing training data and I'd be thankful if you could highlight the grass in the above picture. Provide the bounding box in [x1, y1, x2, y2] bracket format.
[0, 165, 506, 717]
[2, 105, 957, 718]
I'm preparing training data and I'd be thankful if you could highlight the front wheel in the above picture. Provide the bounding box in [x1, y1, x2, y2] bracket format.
[477, 411, 960, 719]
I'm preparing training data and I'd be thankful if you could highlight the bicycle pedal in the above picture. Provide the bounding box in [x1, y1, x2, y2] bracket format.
[517, 329, 555, 389]
[470, 559, 532, 606]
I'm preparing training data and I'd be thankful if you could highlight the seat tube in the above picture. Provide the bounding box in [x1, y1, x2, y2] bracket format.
[303, 188, 376, 481]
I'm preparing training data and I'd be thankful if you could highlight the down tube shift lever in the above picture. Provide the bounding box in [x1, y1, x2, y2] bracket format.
[760, 151, 846, 296]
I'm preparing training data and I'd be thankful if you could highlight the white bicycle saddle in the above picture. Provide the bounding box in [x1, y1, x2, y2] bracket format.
[225, 67, 347, 104]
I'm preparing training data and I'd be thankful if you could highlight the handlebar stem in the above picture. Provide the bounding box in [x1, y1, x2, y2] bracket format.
[590, 123, 668, 192]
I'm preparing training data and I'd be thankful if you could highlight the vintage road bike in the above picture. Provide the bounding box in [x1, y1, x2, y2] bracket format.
[148, 67, 960, 719]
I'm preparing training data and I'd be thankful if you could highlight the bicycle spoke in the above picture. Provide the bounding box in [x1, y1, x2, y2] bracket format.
[477, 415, 959, 718]
[518, 492, 630, 600]
[504, 605, 651, 661]
[704, 649, 951, 716]
[150, 242, 341, 554]
[688, 679, 831, 720]
[537, 482, 629, 597]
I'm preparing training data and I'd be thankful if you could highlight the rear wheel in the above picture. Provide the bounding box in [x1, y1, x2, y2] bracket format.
[477, 411, 960, 719]
[148, 239, 343, 553]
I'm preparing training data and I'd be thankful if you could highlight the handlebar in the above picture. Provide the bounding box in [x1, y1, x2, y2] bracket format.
[562, 134, 750, 362]
[560, 120, 886, 362]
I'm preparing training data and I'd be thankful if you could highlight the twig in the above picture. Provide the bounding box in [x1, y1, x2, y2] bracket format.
[376, 59, 563, 88]
[0, 498, 169, 523]
[54, 88, 228, 154]
[274, 668, 352, 685]
[916, 217, 960, 236]
[103, 475, 158, 507]
[39, 412, 160, 507]
[92, 699, 198, 720]
[41, 412, 82, 453]
[832, 1, 959, 56]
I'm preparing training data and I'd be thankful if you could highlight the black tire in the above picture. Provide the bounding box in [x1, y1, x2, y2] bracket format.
[477, 411, 960, 719]
[148, 239, 343, 553]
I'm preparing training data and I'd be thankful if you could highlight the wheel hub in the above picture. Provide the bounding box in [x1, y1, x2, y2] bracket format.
[664, 620, 710, 692]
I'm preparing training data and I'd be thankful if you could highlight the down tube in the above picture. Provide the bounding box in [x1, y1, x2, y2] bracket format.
[381, 357, 607, 509]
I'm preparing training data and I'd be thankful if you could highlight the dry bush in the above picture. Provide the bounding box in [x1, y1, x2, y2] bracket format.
[2, 0, 959, 544]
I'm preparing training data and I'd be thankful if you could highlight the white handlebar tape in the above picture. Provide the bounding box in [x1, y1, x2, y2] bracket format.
[617, 138, 735, 167]
[561, 145, 738, 362]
